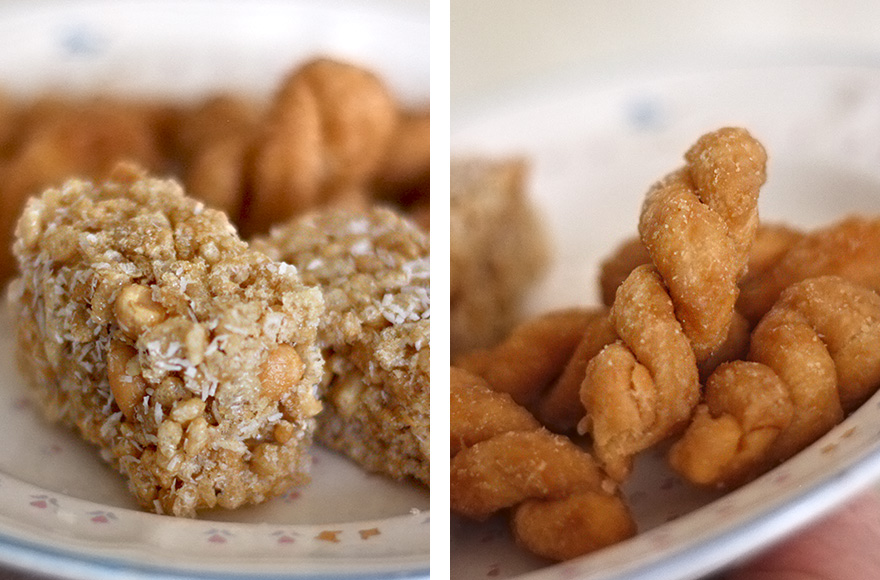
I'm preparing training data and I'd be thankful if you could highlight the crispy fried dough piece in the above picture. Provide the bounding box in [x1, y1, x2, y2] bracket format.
[512, 491, 637, 562]
[452, 430, 615, 519]
[374, 108, 430, 199]
[5, 96, 165, 182]
[174, 94, 262, 218]
[580, 128, 767, 481]
[640, 130, 766, 360]
[454, 308, 601, 408]
[450, 367, 540, 457]
[582, 266, 700, 480]
[538, 304, 750, 434]
[450, 367, 636, 560]
[374, 108, 430, 228]
[372, 107, 431, 231]
[738, 217, 880, 325]
[670, 276, 880, 488]
[599, 237, 651, 307]
[668, 362, 793, 486]
[246, 58, 398, 235]
[451, 305, 615, 433]
[535, 313, 617, 431]
[0, 91, 23, 159]
[599, 223, 803, 309]
[594, 222, 803, 393]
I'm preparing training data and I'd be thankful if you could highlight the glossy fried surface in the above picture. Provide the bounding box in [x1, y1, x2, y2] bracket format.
[454, 307, 601, 407]
[450, 366, 636, 561]
[581, 128, 767, 480]
[738, 217, 880, 325]
[246, 58, 398, 235]
[670, 276, 880, 487]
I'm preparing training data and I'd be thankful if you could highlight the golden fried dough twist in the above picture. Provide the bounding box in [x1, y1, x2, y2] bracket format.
[450, 367, 636, 561]
[669, 276, 880, 487]
[581, 266, 701, 481]
[374, 108, 431, 230]
[603, 217, 880, 329]
[374, 108, 430, 195]
[450, 367, 541, 457]
[534, 313, 618, 431]
[580, 128, 767, 481]
[593, 224, 802, 389]
[599, 223, 804, 309]
[639, 128, 766, 359]
[738, 217, 880, 325]
[173, 94, 261, 218]
[246, 58, 398, 235]
[454, 307, 603, 408]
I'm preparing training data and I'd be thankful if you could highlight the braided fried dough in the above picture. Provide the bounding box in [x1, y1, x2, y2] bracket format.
[578, 128, 767, 481]
[738, 217, 880, 325]
[512, 490, 636, 561]
[454, 307, 602, 407]
[539, 291, 747, 435]
[173, 94, 261, 218]
[535, 313, 617, 431]
[450, 367, 540, 456]
[246, 58, 398, 234]
[373, 108, 431, 229]
[599, 223, 803, 310]
[640, 128, 766, 360]
[581, 265, 701, 480]
[670, 276, 880, 487]
[450, 367, 636, 560]
[667, 362, 793, 486]
[374, 108, 430, 197]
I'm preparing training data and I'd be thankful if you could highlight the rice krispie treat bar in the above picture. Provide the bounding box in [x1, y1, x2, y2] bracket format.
[450, 158, 549, 356]
[9, 165, 325, 517]
[254, 207, 429, 485]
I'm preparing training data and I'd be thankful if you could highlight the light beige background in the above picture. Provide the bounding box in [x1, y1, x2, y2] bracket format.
[452, 0, 880, 116]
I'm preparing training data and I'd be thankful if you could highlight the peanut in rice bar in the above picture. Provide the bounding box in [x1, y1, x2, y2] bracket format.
[255, 207, 429, 485]
[9, 165, 325, 517]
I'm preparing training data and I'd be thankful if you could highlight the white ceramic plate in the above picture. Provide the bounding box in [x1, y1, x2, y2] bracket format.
[0, 316, 429, 580]
[451, 65, 880, 580]
[0, 1, 429, 579]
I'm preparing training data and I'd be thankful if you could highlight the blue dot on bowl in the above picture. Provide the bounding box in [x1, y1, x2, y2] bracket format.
[627, 97, 665, 130]
[58, 23, 107, 57]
